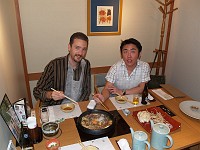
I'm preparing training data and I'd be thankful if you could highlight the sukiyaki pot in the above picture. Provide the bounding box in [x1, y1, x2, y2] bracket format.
[76, 109, 115, 135]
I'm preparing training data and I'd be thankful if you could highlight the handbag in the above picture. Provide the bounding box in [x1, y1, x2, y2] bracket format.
[148, 50, 166, 89]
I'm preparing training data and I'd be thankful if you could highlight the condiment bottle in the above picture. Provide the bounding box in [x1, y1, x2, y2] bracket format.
[27, 117, 39, 144]
[141, 84, 148, 105]
[20, 123, 34, 150]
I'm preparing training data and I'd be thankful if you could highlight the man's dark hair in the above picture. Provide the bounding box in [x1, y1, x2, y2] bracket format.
[120, 38, 142, 54]
[69, 32, 89, 46]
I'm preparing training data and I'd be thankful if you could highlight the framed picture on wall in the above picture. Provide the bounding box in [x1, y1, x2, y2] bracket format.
[87, 0, 123, 36]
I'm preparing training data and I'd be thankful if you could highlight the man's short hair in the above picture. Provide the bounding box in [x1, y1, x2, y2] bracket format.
[69, 32, 89, 46]
[120, 38, 142, 53]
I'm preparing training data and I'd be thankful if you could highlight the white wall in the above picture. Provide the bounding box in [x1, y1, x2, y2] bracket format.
[19, 0, 163, 103]
[166, 0, 200, 101]
[18, 0, 163, 71]
[0, 0, 27, 149]
[18, 0, 200, 101]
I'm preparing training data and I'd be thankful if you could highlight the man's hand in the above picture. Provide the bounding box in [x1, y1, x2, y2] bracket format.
[46, 91, 65, 101]
[107, 85, 122, 95]
[93, 93, 105, 103]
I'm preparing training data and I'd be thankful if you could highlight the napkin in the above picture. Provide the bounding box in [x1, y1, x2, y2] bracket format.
[117, 138, 131, 150]
[148, 93, 154, 100]
[152, 89, 174, 100]
[87, 100, 96, 109]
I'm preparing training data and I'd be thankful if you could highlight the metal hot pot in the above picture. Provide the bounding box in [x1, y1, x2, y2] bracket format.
[76, 109, 115, 135]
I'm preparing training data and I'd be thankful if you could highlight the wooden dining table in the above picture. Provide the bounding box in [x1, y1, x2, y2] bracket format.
[28, 86, 200, 150]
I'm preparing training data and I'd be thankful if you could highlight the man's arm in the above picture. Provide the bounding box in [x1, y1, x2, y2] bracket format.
[101, 81, 113, 101]
[33, 61, 54, 102]
[125, 82, 146, 95]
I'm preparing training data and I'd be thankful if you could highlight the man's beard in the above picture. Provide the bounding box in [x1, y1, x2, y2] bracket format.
[73, 54, 83, 63]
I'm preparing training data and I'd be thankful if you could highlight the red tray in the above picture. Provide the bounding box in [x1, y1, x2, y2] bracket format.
[132, 107, 181, 133]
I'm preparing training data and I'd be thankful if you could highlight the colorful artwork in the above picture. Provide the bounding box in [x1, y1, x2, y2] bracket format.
[87, 0, 123, 36]
[97, 6, 113, 26]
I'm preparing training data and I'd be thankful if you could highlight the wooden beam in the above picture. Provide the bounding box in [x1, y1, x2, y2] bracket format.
[28, 62, 162, 81]
[14, 0, 33, 108]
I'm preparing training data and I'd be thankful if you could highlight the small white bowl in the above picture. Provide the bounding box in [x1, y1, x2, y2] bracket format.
[60, 103, 75, 113]
[42, 122, 59, 137]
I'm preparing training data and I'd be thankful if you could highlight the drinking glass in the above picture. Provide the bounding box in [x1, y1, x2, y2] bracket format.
[133, 95, 139, 105]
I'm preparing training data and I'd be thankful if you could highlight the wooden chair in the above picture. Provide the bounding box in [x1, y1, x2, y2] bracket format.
[94, 73, 107, 94]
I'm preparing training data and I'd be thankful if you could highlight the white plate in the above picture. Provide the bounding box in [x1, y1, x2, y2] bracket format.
[179, 100, 200, 119]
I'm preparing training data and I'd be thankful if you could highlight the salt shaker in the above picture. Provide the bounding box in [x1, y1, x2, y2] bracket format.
[40, 107, 49, 123]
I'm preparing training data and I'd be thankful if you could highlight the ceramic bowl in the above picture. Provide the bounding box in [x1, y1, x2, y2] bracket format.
[115, 95, 127, 104]
[42, 122, 59, 137]
[45, 138, 60, 150]
[60, 103, 75, 113]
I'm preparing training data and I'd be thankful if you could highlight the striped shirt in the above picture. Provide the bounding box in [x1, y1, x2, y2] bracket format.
[33, 54, 91, 105]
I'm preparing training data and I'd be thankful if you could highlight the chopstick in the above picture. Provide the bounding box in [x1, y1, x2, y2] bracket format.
[99, 100, 109, 111]
[92, 93, 109, 111]
[115, 92, 121, 96]
[51, 88, 78, 104]
[116, 93, 134, 104]
[78, 140, 87, 149]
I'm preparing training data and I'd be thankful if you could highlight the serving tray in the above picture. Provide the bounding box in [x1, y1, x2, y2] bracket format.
[132, 106, 181, 133]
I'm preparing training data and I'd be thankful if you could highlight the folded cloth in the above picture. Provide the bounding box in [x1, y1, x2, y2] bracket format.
[148, 93, 154, 100]
[117, 138, 131, 150]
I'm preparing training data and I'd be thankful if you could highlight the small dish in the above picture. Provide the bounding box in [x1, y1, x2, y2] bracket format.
[60, 103, 75, 113]
[81, 145, 99, 150]
[45, 138, 60, 150]
[115, 96, 127, 104]
[42, 122, 59, 137]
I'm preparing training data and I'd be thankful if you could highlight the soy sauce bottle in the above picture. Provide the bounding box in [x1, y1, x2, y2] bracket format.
[20, 123, 34, 150]
[141, 84, 148, 105]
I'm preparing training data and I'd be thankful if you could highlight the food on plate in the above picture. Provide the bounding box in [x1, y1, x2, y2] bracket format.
[190, 105, 199, 111]
[115, 96, 127, 104]
[45, 138, 60, 150]
[60, 103, 75, 113]
[42, 122, 59, 137]
[81, 113, 113, 130]
[63, 106, 73, 111]
[137, 110, 173, 129]
[48, 142, 58, 148]
[137, 111, 151, 123]
[81, 145, 99, 150]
